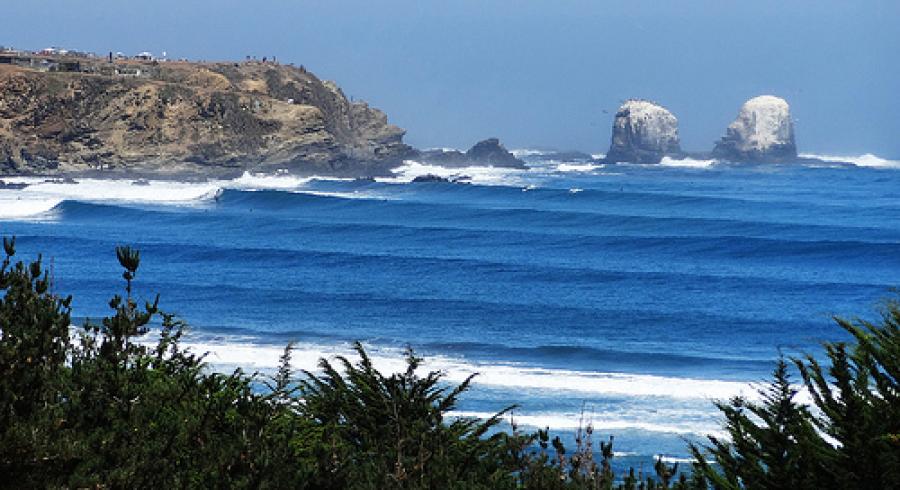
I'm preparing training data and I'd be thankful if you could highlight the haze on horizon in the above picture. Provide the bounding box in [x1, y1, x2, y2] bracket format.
[5, 0, 899, 158]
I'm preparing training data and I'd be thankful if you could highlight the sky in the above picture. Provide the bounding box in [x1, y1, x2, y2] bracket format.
[4, 1, 899, 157]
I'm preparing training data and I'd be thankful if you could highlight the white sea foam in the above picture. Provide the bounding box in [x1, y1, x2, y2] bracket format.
[292, 190, 394, 201]
[511, 149, 549, 158]
[381, 160, 529, 186]
[231, 172, 391, 199]
[424, 147, 462, 153]
[557, 163, 602, 172]
[229, 172, 317, 190]
[168, 337, 756, 401]
[0, 171, 373, 219]
[129, 334, 826, 438]
[658, 156, 717, 168]
[228, 171, 353, 190]
[0, 177, 223, 219]
[654, 455, 701, 464]
[170, 338, 740, 436]
[0, 195, 64, 219]
[449, 410, 723, 437]
[800, 153, 900, 169]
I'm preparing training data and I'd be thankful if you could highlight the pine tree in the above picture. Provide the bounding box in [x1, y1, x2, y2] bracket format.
[794, 300, 900, 489]
[0, 237, 74, 485]
[689, 358, 828, 489]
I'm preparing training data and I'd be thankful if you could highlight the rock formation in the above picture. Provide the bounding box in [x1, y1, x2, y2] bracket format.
[417, 138, 525, 168]
[712, 95, 797, 162]
[410, 173, 470, 184]
[0, 60, 414, 177]
[605, 100, 681, 164]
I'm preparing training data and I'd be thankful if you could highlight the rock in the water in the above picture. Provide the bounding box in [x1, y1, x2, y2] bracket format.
[411, 174, 451, 183]
[712, 95, 797, 162]
[410, 173, 470, 184]
[416, 138, 525, 168]
[605, 100, 681, 164]
[465, 138, 524, 167]
[0, 179, 29, 190]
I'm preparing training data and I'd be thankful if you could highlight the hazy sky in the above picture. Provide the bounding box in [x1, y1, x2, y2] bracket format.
[5, 1, 899, 157]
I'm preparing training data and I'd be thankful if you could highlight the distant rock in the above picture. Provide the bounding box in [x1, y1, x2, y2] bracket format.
[410, 173, 470, 184]
[0, 179, 28, 190]
[605, 100, 681, 164]
[417, 138, 526, 168]
[42, 177, 78, 184]
[411, 174, 451, 183]
[712, 95, 797, 162]
[465, 138, 524, 167]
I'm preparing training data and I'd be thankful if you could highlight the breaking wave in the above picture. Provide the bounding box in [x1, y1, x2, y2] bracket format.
[448, 411, 724, 437]
[658, 156, 717, 168]
[556, 163, 603, 172]
[136, 335, 758, 436]
[169, 337, 757, 402]
[229, 171, 353, 190]
[0, 177, 223, 219]
[380, 160, 530, 186]
[0, 172, 376, 219]
[800, 153, 900, 169]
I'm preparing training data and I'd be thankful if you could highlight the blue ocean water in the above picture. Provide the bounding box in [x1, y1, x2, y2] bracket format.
[2, 153, 899, 468]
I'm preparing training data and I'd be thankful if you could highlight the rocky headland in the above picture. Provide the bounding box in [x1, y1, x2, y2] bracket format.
[0, 55, 414, 178]
[604, 100, 682, 164]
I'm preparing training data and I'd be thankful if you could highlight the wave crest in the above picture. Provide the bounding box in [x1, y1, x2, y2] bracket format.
[658, 156, 717, 168]
[800, 153, 900, 168]
[174, 337, 756, 401]
[0, 177, 223, 219]
[381, 160, 529, 186]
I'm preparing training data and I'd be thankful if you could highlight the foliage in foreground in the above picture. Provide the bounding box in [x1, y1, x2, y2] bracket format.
[689, 297, 900, 489]
[0, 238, 898, 489]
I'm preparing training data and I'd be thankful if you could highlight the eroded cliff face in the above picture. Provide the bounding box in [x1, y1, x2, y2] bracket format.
[605, 100, 681, 164]
[712, 95, 796, 162]
[0, 61, 413, 177]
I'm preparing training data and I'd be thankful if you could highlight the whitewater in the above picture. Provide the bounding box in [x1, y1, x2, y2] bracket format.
[2, 151, 900, 465]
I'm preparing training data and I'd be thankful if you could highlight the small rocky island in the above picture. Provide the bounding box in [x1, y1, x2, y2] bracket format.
[0, 50, 415, 177]
[604, 100, 682, 164]
[417, 138, 525, 168]
[599, 95, 820, 165]
[712, 95, 797, 162]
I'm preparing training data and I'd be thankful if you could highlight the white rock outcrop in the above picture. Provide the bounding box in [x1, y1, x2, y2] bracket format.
[712, 95, 797, 162]
[605, 100, 681, 164]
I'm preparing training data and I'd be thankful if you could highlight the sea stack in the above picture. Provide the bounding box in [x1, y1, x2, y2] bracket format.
[464, 138, 523, 167]
[712, 95, 797, 162]
[605, 100, 681, 164]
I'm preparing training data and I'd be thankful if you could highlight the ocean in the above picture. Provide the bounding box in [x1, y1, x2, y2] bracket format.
[2, 151, 899, 469]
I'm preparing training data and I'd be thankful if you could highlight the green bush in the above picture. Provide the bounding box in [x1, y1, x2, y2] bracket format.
[690, 301, 900, 490]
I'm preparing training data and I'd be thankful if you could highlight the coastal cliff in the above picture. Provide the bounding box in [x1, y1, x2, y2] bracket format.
[0, 58, 414, 177]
